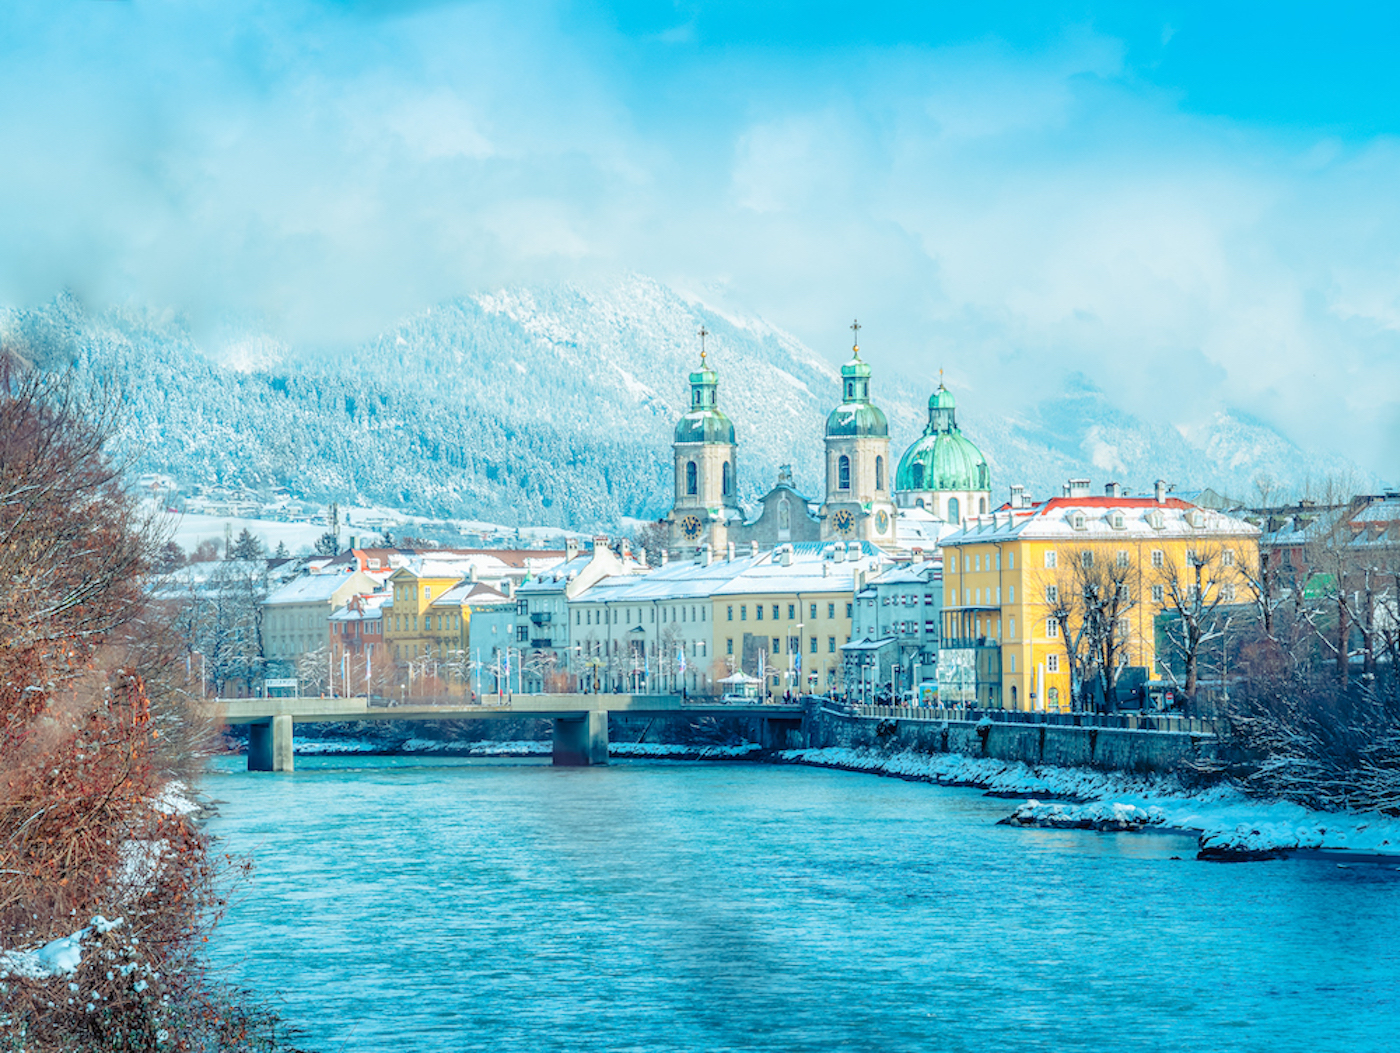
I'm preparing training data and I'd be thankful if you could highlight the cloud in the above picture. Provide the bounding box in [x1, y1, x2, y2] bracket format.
[0, 0, 1395, 480]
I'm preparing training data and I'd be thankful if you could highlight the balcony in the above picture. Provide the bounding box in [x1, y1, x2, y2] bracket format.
[530, 612, 552, 625]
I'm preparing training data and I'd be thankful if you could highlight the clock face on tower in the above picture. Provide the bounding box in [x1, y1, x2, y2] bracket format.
[681, 514, 704, 541]
[875, 510, 890, 534]
[832, 509, 855, 536]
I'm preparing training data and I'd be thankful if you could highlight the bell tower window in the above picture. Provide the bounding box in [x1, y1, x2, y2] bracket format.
[686, 461, 698, 496]
[838, 455, 851, 491]
[722, 461, 732, 496]
[875, 456, 884, 491]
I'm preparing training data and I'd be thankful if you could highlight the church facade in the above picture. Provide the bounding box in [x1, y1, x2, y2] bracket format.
[662, 330, 992, 558]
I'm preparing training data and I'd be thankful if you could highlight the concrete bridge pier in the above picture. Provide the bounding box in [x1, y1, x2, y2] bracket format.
[248, 715, 295, 772]
[553, 711, 608, 766]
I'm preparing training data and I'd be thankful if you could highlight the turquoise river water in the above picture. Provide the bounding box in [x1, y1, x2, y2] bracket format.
[204, 756, 1400, 1053]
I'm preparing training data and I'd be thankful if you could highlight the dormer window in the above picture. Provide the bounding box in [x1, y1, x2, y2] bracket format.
[1147, 510, 1165, 530]
[1110, 512, 1125, 530]
[1070, 511, 1087, 531]
[1187, 509, 1205, 528]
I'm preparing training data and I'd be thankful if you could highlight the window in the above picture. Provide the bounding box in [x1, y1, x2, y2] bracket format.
[756, 605, 764, 621]
[843, 603, 851, 618]
[1047, 654, 1060, 673]
[727, 638, 733, 655]
[1222, 549, 1235, 567]
[736, 605, 745, 621]
[827, 603, 835, 619]
[1010, 655, 1016, 673]
[517, 625, 528, 642]
[1080, 550, 1094, 568]
[772, 605, 779, 620]
[1009, 552, 1015, 569]
[772, 637, 780, 652]
[1008, 586, 1015, 603]
[788, 604, 795, 619]
[810, 637, 818, 654]
[1222, 584, 1237, 601]
[1148, 510, 1164, 530]
[875, 455, 884, 491]
[948, 497, 960, 524]
[912, 463, 925, 489]
[727, 605, 733, 621]
[722, 461, 732, 496]
[1111, 512, 1125, 530]
[1117, 617, 1130, 636]
[1187, 548, 1198, 566]
[1116, 550, 1129, 568]
[974, 554, 981, 572]
[1045, 585, 1059, 603]
[1151, 584, 1164, 603]
[1045, 550, 1058, 569]
[1009, 618, 1016, 639]
[828, 636, 836, 653]
[1071, 512, 1086, 530]
[1117, 584, 1130, 602]
[686, 460, 698, 496]
[1152, 549, 1164, 568]
[980, 497, 988, 514]
[838, 455, 851, 490]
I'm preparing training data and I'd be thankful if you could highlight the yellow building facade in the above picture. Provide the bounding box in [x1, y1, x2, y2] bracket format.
[382, 564, 469, 665]
[940, 485, 1260, 711]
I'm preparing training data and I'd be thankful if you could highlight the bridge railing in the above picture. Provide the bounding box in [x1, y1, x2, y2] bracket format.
[850, 705, 1221, 736]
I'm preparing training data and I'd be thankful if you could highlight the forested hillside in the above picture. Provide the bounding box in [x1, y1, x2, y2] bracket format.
[0, 276, 1364, 529]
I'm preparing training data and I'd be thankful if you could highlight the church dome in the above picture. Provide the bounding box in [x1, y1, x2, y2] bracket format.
[674, 352, 736, 444]
[825, 343, 889, 438]
[895, 382, 989, 492]
[675, 409, 736, 444]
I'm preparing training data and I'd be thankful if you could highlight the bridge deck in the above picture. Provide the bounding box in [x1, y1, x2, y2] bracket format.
[218, 694, 804, 726]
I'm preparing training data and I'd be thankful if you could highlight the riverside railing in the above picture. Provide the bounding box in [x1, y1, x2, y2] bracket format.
[851, 705, 1221, 736]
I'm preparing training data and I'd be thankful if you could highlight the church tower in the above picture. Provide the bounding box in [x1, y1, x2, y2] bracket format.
[819, 322, 896, 548]
[664, 333, 740, 556]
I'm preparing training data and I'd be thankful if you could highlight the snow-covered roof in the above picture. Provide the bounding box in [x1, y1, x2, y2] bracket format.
[434, 581, 511, 607]
[943, 496, 1260, 546]
[265, 570, 367, 606]
[574, 541, 890, 604]
[328, 593, 391, 623]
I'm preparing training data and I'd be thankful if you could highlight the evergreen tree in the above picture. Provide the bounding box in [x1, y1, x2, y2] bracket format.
[230, 527, 263, 560]
[314, 531, 340, 556]
[274, 540, 290, 558]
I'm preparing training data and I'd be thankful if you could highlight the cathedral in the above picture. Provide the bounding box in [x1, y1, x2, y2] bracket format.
[662, 328, 992, 557]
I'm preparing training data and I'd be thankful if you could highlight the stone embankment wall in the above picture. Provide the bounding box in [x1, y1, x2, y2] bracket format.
[808, 709, 1220, 775]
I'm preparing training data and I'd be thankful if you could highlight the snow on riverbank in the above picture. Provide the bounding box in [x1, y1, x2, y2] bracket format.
[289, 738, 762, 760]
[778, 746, 1400, 860]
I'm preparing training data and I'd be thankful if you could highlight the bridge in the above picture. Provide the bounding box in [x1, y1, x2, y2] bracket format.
[218, 694, 808, 772]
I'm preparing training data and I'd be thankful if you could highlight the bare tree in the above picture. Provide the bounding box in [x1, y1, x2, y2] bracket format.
[1154, 544, 1237, 706]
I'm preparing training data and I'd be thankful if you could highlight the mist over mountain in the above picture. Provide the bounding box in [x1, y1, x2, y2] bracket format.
[1, 276, 1367, 531]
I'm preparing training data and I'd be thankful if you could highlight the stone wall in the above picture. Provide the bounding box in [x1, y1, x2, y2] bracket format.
[807, 707, 1219, 775]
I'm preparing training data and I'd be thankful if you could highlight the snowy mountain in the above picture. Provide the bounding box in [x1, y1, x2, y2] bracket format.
[0, 277, 1367, 530]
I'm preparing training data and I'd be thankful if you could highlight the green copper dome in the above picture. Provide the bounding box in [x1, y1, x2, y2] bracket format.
[825, 345, 889, 437]
[895, 383, 990, 491]
[675, 351, 736, 444]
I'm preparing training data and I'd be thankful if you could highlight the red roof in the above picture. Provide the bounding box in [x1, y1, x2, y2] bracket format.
[996, 496, 1196, 514]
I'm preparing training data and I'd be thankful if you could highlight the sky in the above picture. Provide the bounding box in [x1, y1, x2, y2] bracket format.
[1, 0, 1397, 481]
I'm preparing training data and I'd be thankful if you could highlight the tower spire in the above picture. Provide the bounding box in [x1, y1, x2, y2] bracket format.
[850, 318, 861, 356]
[698, 324, 710, 365]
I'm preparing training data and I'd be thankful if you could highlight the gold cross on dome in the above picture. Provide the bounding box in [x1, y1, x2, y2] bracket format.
[698, 325, 710, 363]
[850, 318, 861, 350]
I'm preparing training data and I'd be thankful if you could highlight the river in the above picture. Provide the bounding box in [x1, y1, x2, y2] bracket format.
[204, 755, 1400, 1052]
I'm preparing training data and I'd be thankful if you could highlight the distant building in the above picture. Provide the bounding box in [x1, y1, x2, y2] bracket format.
[263, 568, 382, 664]
[845, 557, 942, 703]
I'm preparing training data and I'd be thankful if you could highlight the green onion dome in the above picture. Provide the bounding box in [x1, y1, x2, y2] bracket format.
[825, 346, 889, 438]
[894, 383, 990, 491]
[675, 353, 736, 444]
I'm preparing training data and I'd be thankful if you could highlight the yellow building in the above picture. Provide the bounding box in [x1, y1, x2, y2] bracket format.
[382, 561, 470, 665]
[939, 481, 1260, 711]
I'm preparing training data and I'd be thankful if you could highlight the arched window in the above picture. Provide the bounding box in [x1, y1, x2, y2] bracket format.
[845, 382, 854, 399]
[722, 461, 732, 496]
[948, 497, 960, 524]
[686, 460, 697, 496]
[916, 498, 925, 509]
[979, 496, 987, 514]
[911, 463, 924, 489]
[875, 456, 884, 491]
[838, 455, 851, 490]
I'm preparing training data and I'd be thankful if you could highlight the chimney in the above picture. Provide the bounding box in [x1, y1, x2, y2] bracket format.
[565, 537, 579, 561]
[503, 579, 515, 598]
[727, 541, 736, 562]
[1105, 482, 1121, 498]
[469, 565, 479, 583]
[1068, 478, 1091, 498]
[1009, 484, 1025, 509]
[698, 542, 712, 566]
[661, 550, 669, 566]
[778, 544, 792, 567]
[833, 542, 846, 563]
[750, 540, 760, 558]
[1155, 479, 1167, 504]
